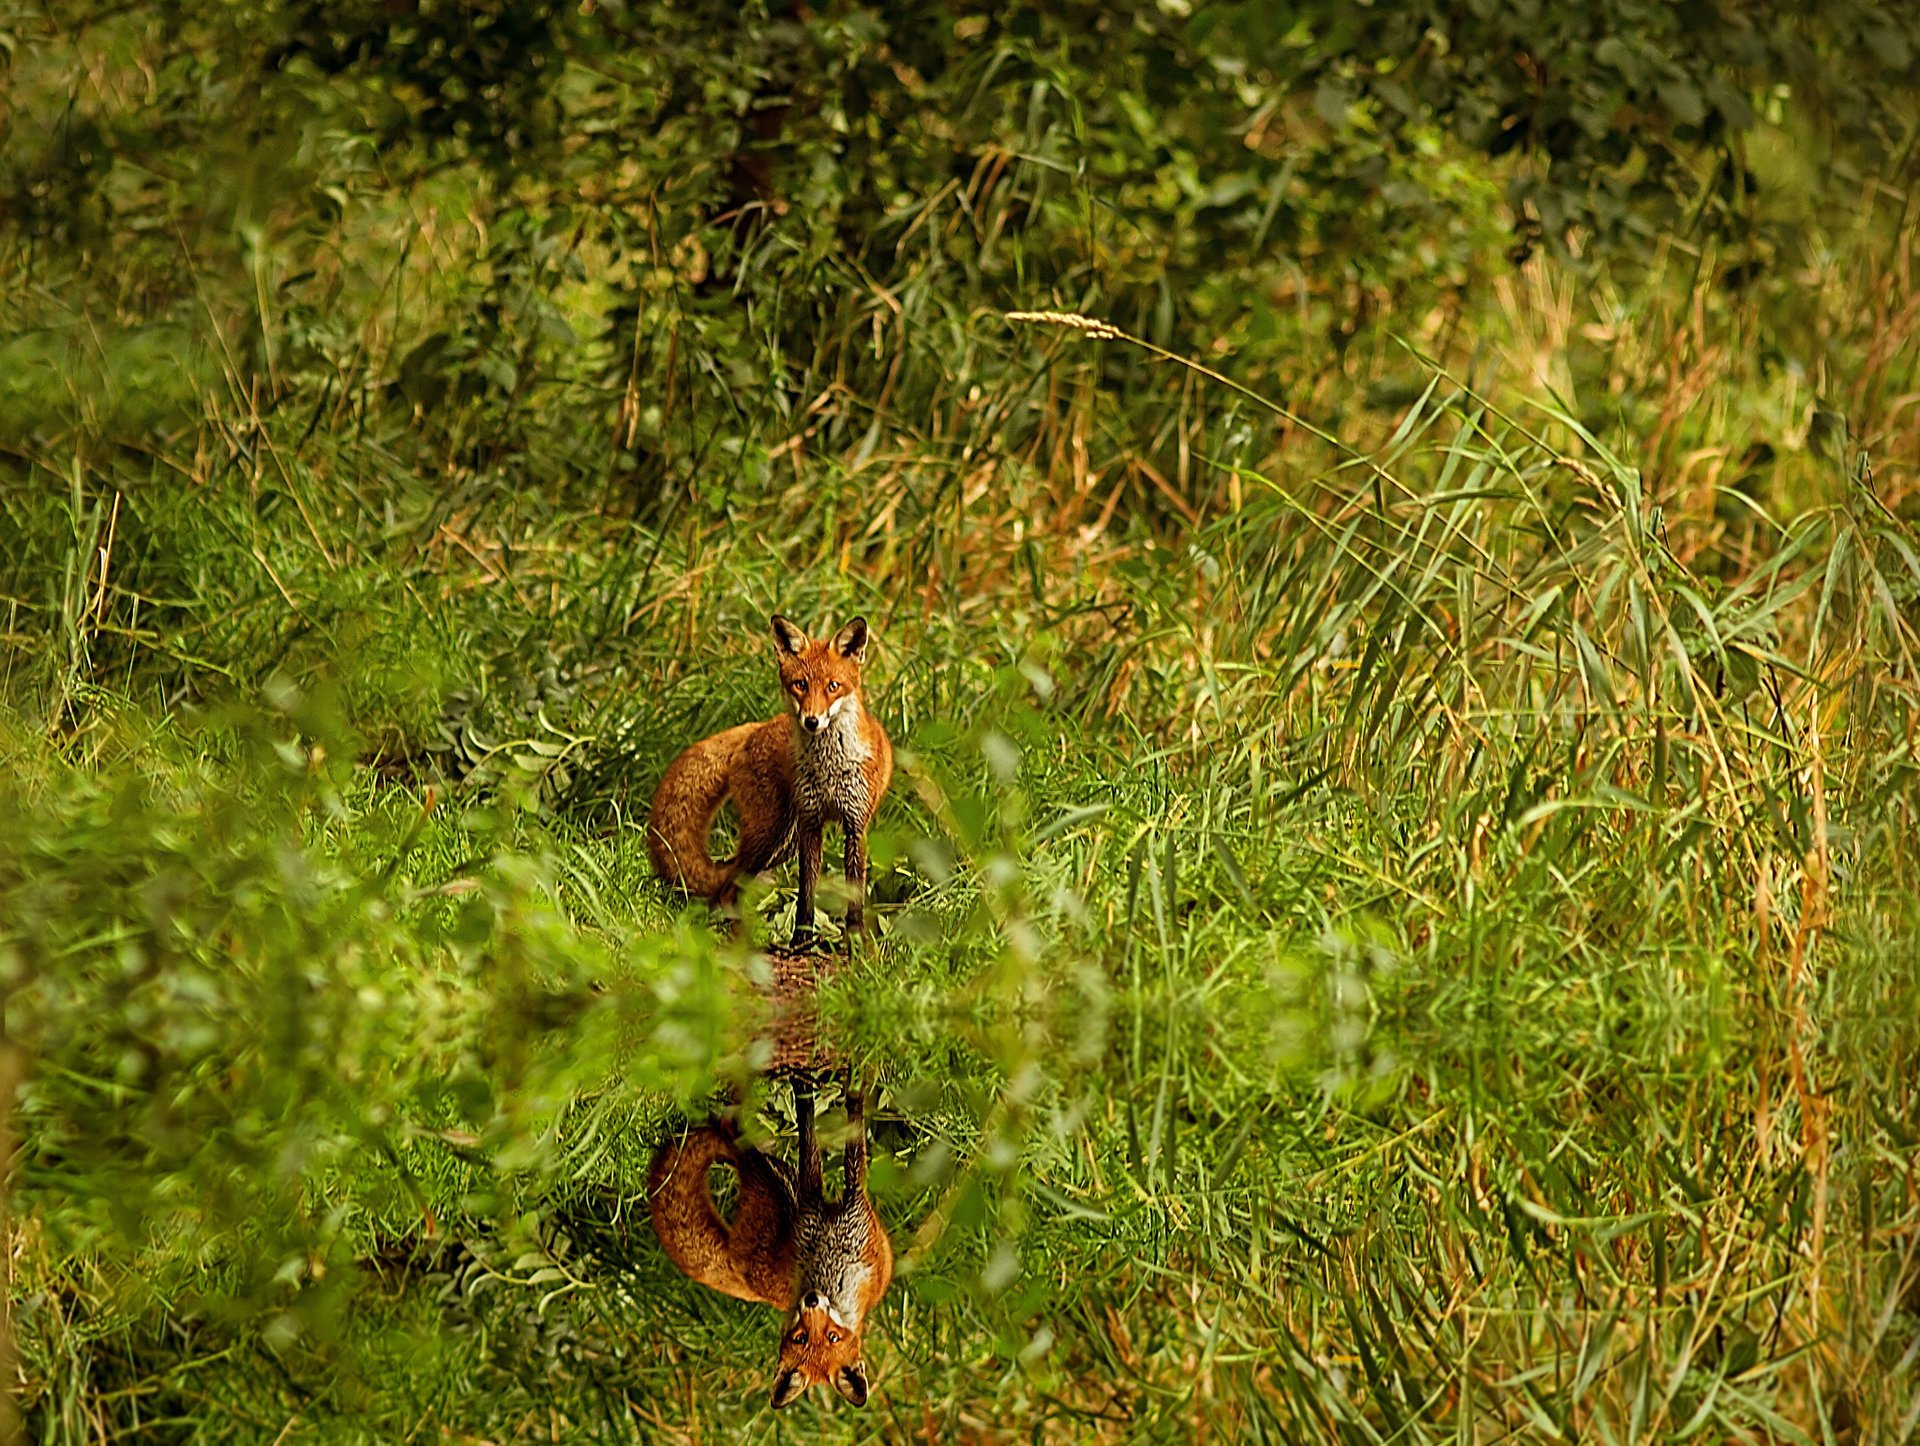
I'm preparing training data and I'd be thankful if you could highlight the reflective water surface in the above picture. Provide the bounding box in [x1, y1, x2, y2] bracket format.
[598, 932, 1919, 1441]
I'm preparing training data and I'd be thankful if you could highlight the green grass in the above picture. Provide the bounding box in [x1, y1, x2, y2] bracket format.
[4, 357, 1917, 1440]
[5, 13, 1920, 1434]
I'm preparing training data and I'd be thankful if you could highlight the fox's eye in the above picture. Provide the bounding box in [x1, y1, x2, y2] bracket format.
[826, 1331, 841, 1344]
[790, 681, 804, 693]
[826, 680, 840, 692]
[793, 1330, 808, 1346]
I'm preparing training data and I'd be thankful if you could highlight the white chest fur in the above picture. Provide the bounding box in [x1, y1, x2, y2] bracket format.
[793, 697, 872, 826]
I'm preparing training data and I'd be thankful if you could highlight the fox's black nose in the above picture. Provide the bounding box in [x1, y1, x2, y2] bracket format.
[804, 1291, 825, 1309]
[802, 715, 823, 732]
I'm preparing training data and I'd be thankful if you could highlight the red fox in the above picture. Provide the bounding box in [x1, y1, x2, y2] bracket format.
[647, 615, 893, 944]
[648, 1078, 894, 1409]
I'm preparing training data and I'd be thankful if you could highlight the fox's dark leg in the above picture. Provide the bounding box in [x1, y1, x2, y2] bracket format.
[732, 808, 792, 878]
[842, 826, 869, 937]
[708, 1075, 746, 1133]
[843, 1082, 869, 1194]
[709, 881, 743, 940]
[793, 815, 822, 950]
[794, 1075, 822, 1201]
[729, 793, 794, 934]
[729, 1137, 800, 1287]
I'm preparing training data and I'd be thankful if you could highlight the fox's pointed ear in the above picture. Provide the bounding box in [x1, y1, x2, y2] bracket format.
[832, 617, 869, 660]
[771, 615, 809, 657]
[770, 1367, 808, 1410]
[831, 1362, 870, 1407]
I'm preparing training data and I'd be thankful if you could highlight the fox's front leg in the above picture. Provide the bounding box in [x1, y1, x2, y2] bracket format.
[728, 781, 794, 936]
[794, 1075, 822, 1200]
[793, 817, 823, 949]
[843, 1083, 869, 1193]
[843, 826, 869, 937]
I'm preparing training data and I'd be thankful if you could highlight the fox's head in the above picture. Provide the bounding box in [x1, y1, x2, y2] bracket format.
[769, 1288, 870, 1409]
[770, 615, 869, 737]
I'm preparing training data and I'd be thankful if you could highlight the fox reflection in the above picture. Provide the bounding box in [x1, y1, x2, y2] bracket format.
[648, 1076, 893, 1409]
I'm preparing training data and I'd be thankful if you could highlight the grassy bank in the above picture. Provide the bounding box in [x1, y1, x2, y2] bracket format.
[5, 355, 1918, 1438]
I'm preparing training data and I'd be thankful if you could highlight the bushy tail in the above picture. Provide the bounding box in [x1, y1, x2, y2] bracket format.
[647, 740, 738, 900]
[648, 1124, 794, 1306]
[648, 1127, 748, 1295]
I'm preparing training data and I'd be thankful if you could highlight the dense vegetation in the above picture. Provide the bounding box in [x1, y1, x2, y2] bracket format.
[3, 1, 1918, 1440]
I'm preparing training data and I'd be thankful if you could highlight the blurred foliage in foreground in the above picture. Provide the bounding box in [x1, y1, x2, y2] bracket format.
[2, 0, 1919, 1441]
